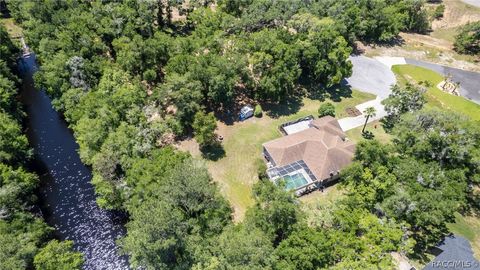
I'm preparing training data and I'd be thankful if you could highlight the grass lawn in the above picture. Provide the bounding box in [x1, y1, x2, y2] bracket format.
[300, 185, 345, 227]
[447, 212, 480, 260]
[392, 64, 480, 121]
[1, 18, 23, 38]
[300, 185, 344, 206]
[345, 120, 392, 144]
[179, 89, 375, 220]
[393, 64, 480, 264]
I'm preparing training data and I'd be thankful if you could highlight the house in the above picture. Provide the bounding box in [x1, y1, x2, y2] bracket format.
[423, 235, 480, 270]
[262, 116, 355, 193]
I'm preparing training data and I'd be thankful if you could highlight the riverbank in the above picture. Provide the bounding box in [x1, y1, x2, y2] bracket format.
[20, 53, 130, 270]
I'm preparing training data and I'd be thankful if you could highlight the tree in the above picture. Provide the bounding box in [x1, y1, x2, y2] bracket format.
[291, 16, 352, 88]
[192, 111, 217, 147]
[0, 164, 39, 216]
[245, 180, 302, 245]
[0, 21, 53, 270]
[274, 227, 332, 270]
[401, 0, 430, 34]
[383, 83, 426, 128]
[0, 213, 53, 270]
[393, 109, 480, 171]
[121, 199, 189, 270]
[341, 163, 397, 209]
[162, 73, 204, 128]
[454, 22, 480, 55]
[381, 159, 467, 251]
[34, 240, 83, 270]
[362, 106, 376, 133]
[121, 160, 231, 270]
[125, 148, 190, 210]
[194, 225, 275, 270]
[254, 104, 263, 117]
[247, 29, 301, 101]
[0, 112, 31, 165]
[318, 102, 335, 117]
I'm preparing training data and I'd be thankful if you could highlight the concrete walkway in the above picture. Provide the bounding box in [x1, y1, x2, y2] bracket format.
[339, 56, 396, 131]
[338, 96, 387, 131]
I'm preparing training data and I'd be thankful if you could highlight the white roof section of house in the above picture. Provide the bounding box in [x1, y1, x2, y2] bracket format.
[283, 119, 312, 135]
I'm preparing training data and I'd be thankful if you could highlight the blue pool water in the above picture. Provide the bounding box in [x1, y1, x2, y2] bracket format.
[281, 173, 309, 190]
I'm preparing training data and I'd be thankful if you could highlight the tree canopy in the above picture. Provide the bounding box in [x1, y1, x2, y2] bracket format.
[3, 1, 462, 269]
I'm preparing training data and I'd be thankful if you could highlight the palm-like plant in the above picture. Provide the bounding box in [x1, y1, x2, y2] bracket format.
[362, 106, 376, 133]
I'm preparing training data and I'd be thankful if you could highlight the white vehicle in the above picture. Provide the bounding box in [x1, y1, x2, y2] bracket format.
[239, 105, 254, 121]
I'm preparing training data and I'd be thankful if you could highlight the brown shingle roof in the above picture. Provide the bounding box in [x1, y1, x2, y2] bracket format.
[263, 116, 355, 181]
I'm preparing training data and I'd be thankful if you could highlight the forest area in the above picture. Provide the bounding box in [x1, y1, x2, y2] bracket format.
[0, 25, 83, 269]
[1, 0, 479, 269]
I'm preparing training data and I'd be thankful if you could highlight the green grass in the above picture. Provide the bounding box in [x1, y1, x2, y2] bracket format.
[392, 64, 480, 121]
[430, 27, 459, 43]
[447, 212, 480, 260]
[188, 89, 375, 220]
[391, 64, 480, 265]
[345, 120, 392, 144]
[301, 185, 345, 227]
[0, 18, 23, 38]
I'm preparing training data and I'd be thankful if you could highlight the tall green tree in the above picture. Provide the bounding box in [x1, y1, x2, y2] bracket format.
[34, 240, 83, 270]
[194, 225, 275, 270]
[362, 106, 376, 133]
[121, 160, 231, 270]
[383, 83, 426, 128]
[454, 22, 480, 55]
[245, 180, 302, 245]
[192, 111, 217, 147]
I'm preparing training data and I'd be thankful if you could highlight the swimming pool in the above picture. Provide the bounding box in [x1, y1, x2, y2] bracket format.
[281, 173, 309, 190]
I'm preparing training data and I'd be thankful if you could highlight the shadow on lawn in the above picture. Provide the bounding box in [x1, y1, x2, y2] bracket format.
[263, 93, 304, 118]
[200, 143, 226, 161]
[306, 84, 353, 103]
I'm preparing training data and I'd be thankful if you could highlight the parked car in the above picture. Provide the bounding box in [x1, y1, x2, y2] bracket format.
[239, 105, 254, 121]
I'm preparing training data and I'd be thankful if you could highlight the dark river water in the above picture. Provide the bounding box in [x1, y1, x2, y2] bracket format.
[19, 54, 130, 270]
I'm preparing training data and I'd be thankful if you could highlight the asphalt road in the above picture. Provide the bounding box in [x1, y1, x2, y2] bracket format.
[462, 0, 480, 8]
[405, 59, 480, 104]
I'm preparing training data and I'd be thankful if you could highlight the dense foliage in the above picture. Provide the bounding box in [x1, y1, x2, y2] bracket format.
[33, 240, 83, 270]
[454, 22, 480, 55]
[4, 0, 457, 269]
[7, 0, 433, 212]
[0, 25, 83, 270]
[382, 83, 426, 129]
[342, 109, 480, 252]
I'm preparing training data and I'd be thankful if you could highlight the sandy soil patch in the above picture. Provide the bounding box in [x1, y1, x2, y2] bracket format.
[433, 0, 480, 30]
[400, 33, 452, 51]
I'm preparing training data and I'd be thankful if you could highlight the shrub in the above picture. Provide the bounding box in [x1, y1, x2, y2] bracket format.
[254, 104, 263, 117]
[255, 158, 268, 179]
[193, 111, 217, 147]
[143, 69, 157, 82]
[318, 102, 335, 117]
[433, 4, 444, 20]
[454, 22, 480, 55]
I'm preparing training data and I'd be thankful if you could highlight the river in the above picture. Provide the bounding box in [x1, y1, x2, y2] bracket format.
[19, 54, 130, 269]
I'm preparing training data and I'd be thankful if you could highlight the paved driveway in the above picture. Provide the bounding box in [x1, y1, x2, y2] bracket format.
[345, 56, 396, 99]
[405, 59, 480, 104]
[339, 56, 396, 131]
